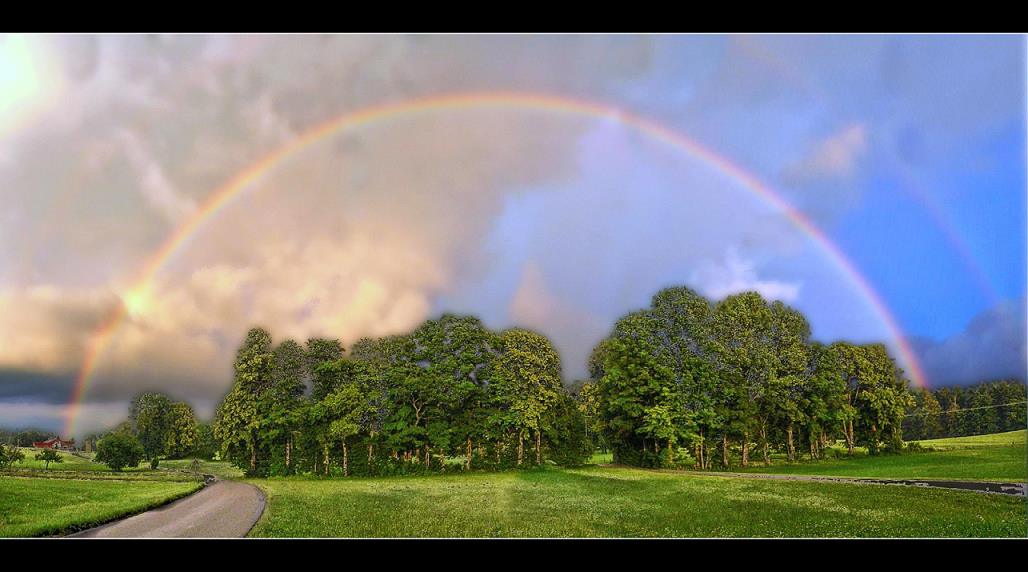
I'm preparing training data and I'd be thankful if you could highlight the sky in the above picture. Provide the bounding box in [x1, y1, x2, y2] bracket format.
[0, 34, 1025, 438]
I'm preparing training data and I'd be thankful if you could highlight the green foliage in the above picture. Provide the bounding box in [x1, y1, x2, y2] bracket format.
[192, 422, 219, 460]
[95, 431, 145, 472]
[130, 392, 175, 462]
[166, 402, 199, 459]
[33, 449, 63, 470]
[593, 287, 917, 471]
[904, 380, 1026, 441]
[0, 444, 25, 468]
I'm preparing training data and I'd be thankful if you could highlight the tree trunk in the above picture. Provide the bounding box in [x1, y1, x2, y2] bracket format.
[846, 420, 855, 455]
[424, 446, 430, 468]
[285, 438, 291, 474]
[786, 424, 795, 462]
[535, 430, 542, 465]
[722, 434, 730, 468]
[342, 440, 349, 477]
[323, 444, 330, 476]
[517, 432, 524, 466]
[741, 432, 749, 467]
[250, 442, 256, 473]
[466, 438, 472, 471]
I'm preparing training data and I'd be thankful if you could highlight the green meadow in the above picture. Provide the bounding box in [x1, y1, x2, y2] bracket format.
[726, 430, 1027, 482]
[0, 448, 214, 537]
[248, 465, 1026, 538]
[0, 477, 201, 537]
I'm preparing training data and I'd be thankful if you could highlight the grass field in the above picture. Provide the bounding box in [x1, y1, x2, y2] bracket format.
[0, 477, 202, 537]
[248, 466, 1027, 538]
[160, 459, 244, 480]
[728, 430, 1027, 482]
[5, 447, 141, 472]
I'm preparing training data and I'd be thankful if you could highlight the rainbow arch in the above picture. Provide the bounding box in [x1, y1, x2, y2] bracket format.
[64, 91, 929, 436]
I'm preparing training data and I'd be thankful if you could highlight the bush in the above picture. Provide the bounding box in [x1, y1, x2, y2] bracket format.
[95, 432, 145, 471]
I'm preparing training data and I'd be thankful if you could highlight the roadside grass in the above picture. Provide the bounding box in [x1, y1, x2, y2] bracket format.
[726, 430, 1026, 482]
[0, 476, 202, 537]
[160, 459, 244, 480]
[247, 465, 1027, 538]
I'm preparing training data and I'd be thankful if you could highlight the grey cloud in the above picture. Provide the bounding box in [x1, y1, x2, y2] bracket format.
[912, 297, 1027, 387]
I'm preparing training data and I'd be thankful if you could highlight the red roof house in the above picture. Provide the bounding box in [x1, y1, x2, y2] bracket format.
[32, 437, 75, 450]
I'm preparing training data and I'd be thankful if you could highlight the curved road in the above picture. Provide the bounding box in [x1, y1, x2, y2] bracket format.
[69, 480, 265, 538]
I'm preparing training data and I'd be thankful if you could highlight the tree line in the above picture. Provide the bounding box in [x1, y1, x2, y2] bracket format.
[212, 315, 592, 477]
[580, 287, 916, 469]
[82, 392, 220, 471]
[903, 380, 1026, 441]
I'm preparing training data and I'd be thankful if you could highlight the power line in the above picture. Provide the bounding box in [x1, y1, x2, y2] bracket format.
[908, 399, 1028, 417]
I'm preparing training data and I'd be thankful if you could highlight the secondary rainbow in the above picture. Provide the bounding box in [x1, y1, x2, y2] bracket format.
[64, 91, 930, 436]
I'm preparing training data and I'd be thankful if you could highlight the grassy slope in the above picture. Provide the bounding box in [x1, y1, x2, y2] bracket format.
[0, 477, 201, 537]
[728, 430, 1027, 481]
[248, 466, 1027, 538]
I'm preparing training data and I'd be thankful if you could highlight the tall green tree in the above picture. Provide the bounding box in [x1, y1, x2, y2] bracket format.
[493, 328, 563, 466]
[129, 392, 174, 467]
[166, 401, 199, 459]
[214, 327, 275, 476]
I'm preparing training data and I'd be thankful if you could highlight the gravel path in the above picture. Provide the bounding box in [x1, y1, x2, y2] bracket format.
[68, 480, 265, 538]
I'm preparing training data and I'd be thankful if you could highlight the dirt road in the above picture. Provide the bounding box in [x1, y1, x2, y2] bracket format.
[69, 480, 265, 538]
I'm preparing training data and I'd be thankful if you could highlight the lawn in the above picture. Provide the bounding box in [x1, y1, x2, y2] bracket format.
[727, 430, 1027, 482]
[247, 465, 1027, 538]
[0, 476, 202, 537]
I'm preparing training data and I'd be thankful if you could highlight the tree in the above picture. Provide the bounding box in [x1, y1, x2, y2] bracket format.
[710, 293, 777, 465]
[193, 422, 220, 460]
[95, 432, 145, 472]
[0, 444, 25, 468]
[307, 337, 344, 400]
[130, 392, 174, 467]
[596, 312, 683, 468]
[325, 383, 372, 477]
[214, 327, 275, 476]
[575, 381, 607, 453]
[493, 328, 563, 466]
[834, 343, 912, 455]
[166, 402, 199, 459]
[34, 449, 63, 470]
[266, 339, 308, 474]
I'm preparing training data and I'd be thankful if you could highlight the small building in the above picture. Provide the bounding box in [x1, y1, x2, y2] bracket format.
[32, 437, 76, 450]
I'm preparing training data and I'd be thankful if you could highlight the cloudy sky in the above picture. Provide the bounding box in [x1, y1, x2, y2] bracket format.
[1, 34, 1025, 438]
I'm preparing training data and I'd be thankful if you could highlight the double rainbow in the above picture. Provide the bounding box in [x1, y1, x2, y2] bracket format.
[64, 91, 929, 436]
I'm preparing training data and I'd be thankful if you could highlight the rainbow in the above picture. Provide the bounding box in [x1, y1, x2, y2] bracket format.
[64, 91, 930, 436]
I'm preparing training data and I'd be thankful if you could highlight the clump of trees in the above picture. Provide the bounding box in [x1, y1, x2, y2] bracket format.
[587, 287, 915, 469]
[94, 431, 145, 471]
[88, 392, 216, 471]
[904, 380, 1026, 440]
[213, 315, 592, 477]
[126, 392, 206, 468]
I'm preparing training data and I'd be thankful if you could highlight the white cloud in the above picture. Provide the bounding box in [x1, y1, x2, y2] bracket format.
[691, 250, 801, 303]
